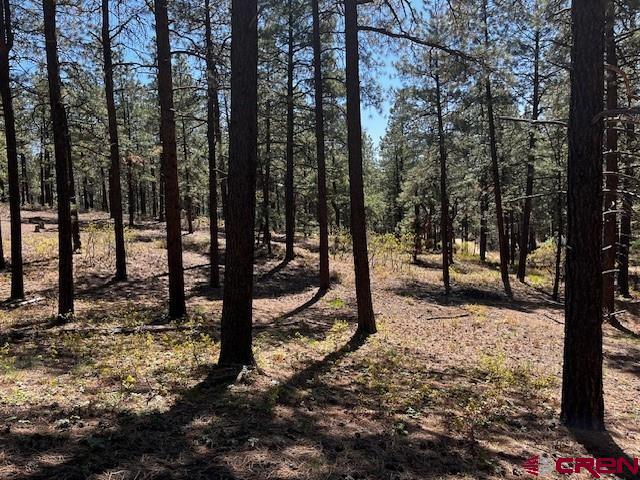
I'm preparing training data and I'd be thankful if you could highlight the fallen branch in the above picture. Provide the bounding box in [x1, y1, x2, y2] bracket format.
[542, 312, 564, 324]
[0, 296, 45, 309]
[0, 323, 205, 343]
[420, 313, 470, 321]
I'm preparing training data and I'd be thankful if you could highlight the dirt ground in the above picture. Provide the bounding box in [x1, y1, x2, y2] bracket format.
[0, 210, 639, 480]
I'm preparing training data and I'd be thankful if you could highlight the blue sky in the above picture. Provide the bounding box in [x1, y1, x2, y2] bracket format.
[363, 105, 389, 151]
[361, 58, 403, 153]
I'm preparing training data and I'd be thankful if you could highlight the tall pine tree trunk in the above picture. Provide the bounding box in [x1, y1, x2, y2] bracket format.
[312, 0, 330, 290]
[82, 176, 89, 210]
[509, 211, 516, 265]
[67, 137, 81, 252]
[344, 0, 376, 335]
[159, 144, 165, 222]
[154, 0, 186, 319]
[434, 55, 450, 294]
[151, 166, 157, 218]
[181, 117, 194, 235]
[0, 0, 24, 299]
[205, 0, 220, 288]
[262, 100, 272, 254]
[100, 167, 109, 212]
[20, 154, 29, 205]
[412, 203, 421, 263]
[43, 0, 74, 318]
[218, 0, 258, 366]
[618, 123, 633, 297]
[127, 155, 134, 226]
[39, 122, 46, 206]
[482, 0, 512, 297]
[553, 171, 563, 301]
[45, 149, 53, 207]
[284, 1, 296, 262]
[39, 160, 45, 205]
[561, 0, 605, 431]
[101, 0, 127, 280]
[139, 174, 146, 216]
[479, 173, 488, 262]
[602, 0, 618, 316]
[517, 28, 541, 282]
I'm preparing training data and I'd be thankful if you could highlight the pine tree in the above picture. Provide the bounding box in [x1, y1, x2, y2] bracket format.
[0, 0, 24, 299]
[101, 0, 127, 281]
[312, 0, 330, 290]
[344, 0, 376, 336]
[219, 0, 258, 366]
[153, 0, 186, 319]
[43, 0, 74, 319]
[561, 0, 605, 431]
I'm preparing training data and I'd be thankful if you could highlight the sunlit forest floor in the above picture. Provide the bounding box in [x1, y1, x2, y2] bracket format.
[1, 210, 639, 480]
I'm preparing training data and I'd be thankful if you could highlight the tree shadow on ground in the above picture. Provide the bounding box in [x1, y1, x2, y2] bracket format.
[389, 279, 561, 313]
[21, 257, 58, 268]
[571, 428, 640, 480]
[275, 288, 328, 322]
[3, 323, 571, 480]
[607, 316, 640, 340]
[605, 344, 640, 379]
[189, 258, 320, 302]
[412, 257, 443, 270]
[8, 333, 369, 480]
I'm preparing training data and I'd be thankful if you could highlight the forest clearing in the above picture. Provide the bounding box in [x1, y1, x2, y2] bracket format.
[0, 211, 639, 479]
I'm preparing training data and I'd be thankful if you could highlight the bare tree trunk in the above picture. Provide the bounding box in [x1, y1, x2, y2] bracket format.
[20, 153, 28, 205]
[159, 147, 165, 222]
[561, 0, 605, 431]
[43, 0, 74, 318]
[482, 0, 511, 297]
[181, 117, 194, 235]
[284, 0, 296, 262]
[434, 55, 450, 294]
[67, 133, 81, 252]
[39, 122, 46, 206]
[100, 166, 109, 212]
[602, 0, 618, 316]
[101, 0, 127, 281]
[345, 0, 376, 335]
[151, 166, 157, 218]
[205, 0, 220, 287]
[127, 156, 134, 226]
[139, 176, 146, 216]
[0, 0, 24, 298]
[412, 203, 421, 263]
[312, 0, 330, 290]
[553, 171, 563, 301]
[45, 149, 53, 207]
[517, 28, 541, 282]
[393, 151, 404, 228]
[82, 176, 89, 210]
[618, 123, 633, 297]
[332, 180, 340, 229]
[218, 0, 258, 366]
[40, 160, 45, 205]
[505, 210, 510, 263]
[154, 0, 186, 319]
[479, 174, 488, 262]
[262, 100, 272, 255]
[509, 210, 516, 265]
